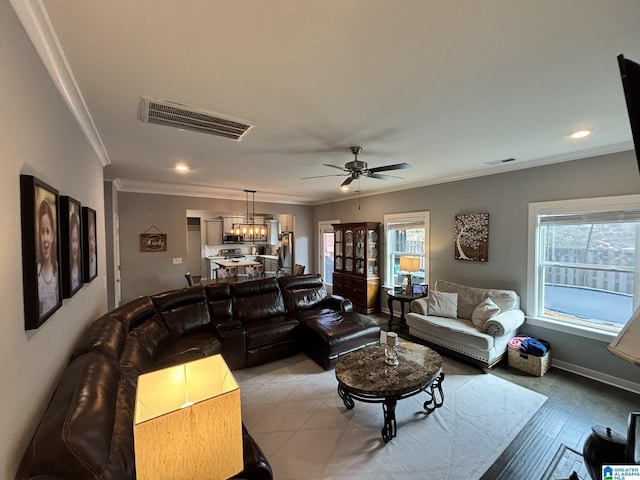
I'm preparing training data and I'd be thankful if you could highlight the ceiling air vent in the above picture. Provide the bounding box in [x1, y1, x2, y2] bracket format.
[141, 96, 254, 141]
[485, 158, 516, 166]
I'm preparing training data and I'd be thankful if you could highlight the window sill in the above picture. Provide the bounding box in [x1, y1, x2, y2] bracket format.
[524, 316, 617, 343]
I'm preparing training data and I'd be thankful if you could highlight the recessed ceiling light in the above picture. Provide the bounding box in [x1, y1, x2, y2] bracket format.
[340, 185, 349, 192]
[175, 164, 190, 172]
[568, 128, 594, 139]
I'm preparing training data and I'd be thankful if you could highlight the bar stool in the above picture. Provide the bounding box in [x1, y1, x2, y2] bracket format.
[216, 267, 237, 281]
[238, 264, 263, 281]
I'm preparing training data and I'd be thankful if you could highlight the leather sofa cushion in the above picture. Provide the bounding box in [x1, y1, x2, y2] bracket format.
[72, 314, 127, 361]
[245, 316, 300, 349]
[119, 335, 154, 379]
[152, 287, 212, 338]
[205, 282, 234, 322]
[154, 330, 222, 368]
[302, 312, 380, 356]
[110, 296, 156, 330]
[16, 352, 136, 480]
[289, 307, 341, 322]
[278, 274, 328, 312]
[232, 424, 273, 480]
[232, 278, 285, 323]
[129, 316, 170, 360]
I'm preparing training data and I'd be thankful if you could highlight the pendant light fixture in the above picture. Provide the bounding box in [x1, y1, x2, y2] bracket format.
[244, 189, 257, 241]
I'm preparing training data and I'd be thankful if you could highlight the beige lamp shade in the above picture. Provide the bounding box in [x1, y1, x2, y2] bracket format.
[134, 355, 243, 480]
[608, 306, 640, 367]
[399, 256, 420, 273]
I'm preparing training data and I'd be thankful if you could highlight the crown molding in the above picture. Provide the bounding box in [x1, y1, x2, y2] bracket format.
[111, 178, 315, 205]
[109, 143, 635, 206]
[10, 0, 110, 167]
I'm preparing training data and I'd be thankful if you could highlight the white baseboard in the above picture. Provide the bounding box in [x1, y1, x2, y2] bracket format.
[552, 359, 640, 395]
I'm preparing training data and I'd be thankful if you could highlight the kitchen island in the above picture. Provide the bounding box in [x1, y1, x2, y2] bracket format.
[213, 258, 261, 268]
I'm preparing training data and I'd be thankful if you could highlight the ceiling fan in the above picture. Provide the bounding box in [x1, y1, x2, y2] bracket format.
[302, 146, 411, 187]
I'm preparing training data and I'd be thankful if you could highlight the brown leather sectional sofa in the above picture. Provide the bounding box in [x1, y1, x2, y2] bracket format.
[15, 274, 380, 480]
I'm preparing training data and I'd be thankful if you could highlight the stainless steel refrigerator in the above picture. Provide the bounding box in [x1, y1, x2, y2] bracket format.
[278, 231, 294, 275]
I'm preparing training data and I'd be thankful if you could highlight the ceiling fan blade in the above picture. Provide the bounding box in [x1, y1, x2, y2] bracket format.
[341, 176, 355, 186]
[322, 163, 348, 171]
[367, 173, 404, 181]
[367, 162, 411, 173]
[301, 173, 349, 179]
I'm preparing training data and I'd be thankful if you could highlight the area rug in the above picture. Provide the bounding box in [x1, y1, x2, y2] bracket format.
[234, 353, 547, 480]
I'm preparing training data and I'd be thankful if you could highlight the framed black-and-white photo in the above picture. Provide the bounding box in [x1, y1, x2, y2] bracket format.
[60, 196, 83, 298]
[82, 207, 97, 282]
[20, 175, 62, 329]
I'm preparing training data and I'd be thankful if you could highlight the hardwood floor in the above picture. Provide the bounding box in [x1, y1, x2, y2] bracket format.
[482, 366, 639, 479]
[369, 312, 640, 479]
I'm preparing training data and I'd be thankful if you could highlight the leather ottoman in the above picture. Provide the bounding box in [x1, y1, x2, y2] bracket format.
[300, 311, 380, 370]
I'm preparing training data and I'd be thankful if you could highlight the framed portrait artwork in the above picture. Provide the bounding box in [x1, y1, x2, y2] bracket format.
[82, 207, 97, 282]
[20, 175, 62, 330]
[60, 196, 83, 298]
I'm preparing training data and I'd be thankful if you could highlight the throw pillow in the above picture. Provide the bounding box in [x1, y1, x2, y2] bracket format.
[428, 291, 458, 319]
[471, 297, 501, 331]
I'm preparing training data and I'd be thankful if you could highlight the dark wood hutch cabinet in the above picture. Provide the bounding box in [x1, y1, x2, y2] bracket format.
[332, 222, 380, 314]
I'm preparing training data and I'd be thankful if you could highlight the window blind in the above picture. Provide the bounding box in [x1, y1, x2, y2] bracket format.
[539, 210, 640, 226]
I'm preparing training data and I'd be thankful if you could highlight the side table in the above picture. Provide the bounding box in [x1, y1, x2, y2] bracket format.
[387, 289, 427, 329]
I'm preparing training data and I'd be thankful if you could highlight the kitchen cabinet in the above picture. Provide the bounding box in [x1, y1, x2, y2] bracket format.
[222, 216, 243, 234]
[280, 214, 294, 233]
[332, 222, 380, 314]
[205, 220, 223, 245]
[267, 220, 279, 245]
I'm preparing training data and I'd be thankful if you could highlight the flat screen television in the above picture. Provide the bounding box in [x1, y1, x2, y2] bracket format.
[618, 54, 640, 172]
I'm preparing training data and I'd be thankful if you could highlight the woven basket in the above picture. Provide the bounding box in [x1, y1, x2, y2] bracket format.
[508, 347, 551, 376]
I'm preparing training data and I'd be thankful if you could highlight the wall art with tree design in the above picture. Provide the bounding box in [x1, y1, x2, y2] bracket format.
[454, 213, 489, 262]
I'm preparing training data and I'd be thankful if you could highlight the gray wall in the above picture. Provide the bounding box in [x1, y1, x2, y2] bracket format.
[313, 151, 640, 387]
[104, 180, 117, 310]
[1, 4, 108, 477]
[116, 192, 313, 302]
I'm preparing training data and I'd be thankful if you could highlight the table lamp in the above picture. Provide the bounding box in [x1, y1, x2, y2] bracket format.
[134, 355, 243, 480]
[607, 306, 640, 464]
[575, 306, 640, 478]
[608, 306, 640, 366]
[399, 256, 421, 294]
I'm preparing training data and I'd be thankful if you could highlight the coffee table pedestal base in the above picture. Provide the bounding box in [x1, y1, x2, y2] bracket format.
[338, 371, 445, 443]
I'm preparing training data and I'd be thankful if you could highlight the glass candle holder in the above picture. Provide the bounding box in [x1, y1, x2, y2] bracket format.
[385, 332, 399, 366]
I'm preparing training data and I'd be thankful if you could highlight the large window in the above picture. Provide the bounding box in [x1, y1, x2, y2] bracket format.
[383, 212, 429, 288]
[528, 195, 640, 336]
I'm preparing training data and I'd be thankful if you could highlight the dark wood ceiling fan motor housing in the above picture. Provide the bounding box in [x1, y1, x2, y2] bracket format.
[301, 145, 411, 187]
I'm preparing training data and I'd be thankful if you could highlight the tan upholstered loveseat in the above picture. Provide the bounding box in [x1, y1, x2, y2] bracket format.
[405, 280, 525, 368]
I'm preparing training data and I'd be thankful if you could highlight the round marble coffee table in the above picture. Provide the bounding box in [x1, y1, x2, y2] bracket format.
[335, 341, 444, 443]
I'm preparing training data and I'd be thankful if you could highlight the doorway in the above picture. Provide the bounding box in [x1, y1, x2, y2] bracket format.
[318, 220, 338, 293]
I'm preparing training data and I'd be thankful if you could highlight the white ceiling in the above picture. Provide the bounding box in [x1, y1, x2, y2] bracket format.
[19, 1, 640, 204]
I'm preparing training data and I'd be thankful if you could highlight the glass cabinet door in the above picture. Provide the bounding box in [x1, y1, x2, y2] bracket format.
[367, 227, 378, 276]
[344, 228, 354, 272]
[334, 227, 343, 271]
[355, 227, 365, 274]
